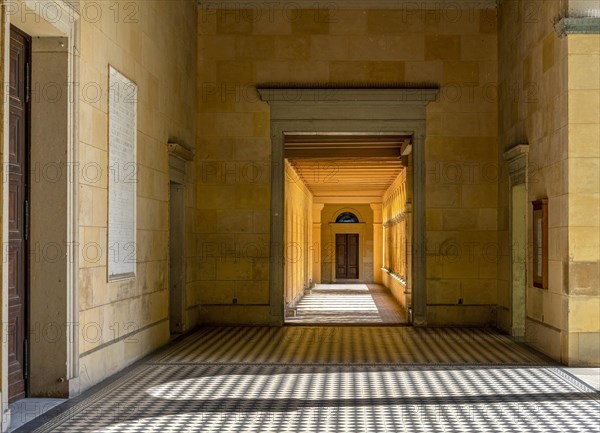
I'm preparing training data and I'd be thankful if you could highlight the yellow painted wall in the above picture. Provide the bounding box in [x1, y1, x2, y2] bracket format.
[197, 7, 499, 325]
[284, 162, 313, 307]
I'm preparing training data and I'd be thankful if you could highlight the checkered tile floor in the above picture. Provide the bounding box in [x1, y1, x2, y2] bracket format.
[18, 327, 600, 432]
[154, 327, 548, 364]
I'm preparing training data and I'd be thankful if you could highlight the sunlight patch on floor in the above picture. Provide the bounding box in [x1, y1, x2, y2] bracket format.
[286, 284, 406, 324]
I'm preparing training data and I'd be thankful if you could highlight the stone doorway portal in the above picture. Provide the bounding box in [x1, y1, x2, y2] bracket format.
[258, 88, 437, 326]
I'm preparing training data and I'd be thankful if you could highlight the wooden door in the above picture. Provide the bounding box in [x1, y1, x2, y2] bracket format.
[347, 234, 359, 278]
[335, 234, 359, 279]
[8, 26, 30, 403]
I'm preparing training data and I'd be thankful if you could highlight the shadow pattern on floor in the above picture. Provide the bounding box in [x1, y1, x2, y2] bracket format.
[18, 327, 600, 433]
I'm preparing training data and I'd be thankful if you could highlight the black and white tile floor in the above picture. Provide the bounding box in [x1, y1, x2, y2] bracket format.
[17, 327, 600, 432]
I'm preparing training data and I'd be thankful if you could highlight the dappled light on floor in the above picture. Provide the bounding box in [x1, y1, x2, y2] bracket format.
[22, 327, 599, 432]
[286, 284, 407, 324]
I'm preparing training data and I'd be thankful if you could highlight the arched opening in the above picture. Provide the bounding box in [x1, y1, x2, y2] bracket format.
[335, 212, 359, 223]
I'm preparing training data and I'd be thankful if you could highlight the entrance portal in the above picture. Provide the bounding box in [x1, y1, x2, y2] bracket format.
[258, 87, 437, 325]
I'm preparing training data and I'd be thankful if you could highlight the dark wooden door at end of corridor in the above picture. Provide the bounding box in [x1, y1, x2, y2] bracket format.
[336, 234, 358, 279]
[8, 25, 31, 403]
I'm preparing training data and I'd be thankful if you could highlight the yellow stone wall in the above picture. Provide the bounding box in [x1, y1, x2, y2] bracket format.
[197, 7, 499, 325]
[77, 0, 197, 389]
[498, 0, 567, 361]
[498, 0, 599, 365]
[284, 162, 313, 306]
[566, 33, 599, 365]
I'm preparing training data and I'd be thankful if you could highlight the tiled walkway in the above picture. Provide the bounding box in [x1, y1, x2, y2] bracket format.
[8, 399, 65, 432]
[17, 327, 600, 432]
[286, 284, 407, 324]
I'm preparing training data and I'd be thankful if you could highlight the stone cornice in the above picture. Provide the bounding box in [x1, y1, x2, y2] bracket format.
[23, 0, 80, 34]
[258, 88, 439, 104]
[168, 142, 195, 162]
[503, 144, 529, 185]
[198, 0, 498, 9]
[503, 144, 529, 162]
[555, 17, 600, 37]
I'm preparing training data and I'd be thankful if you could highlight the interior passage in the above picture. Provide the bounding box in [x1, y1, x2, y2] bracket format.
[286, 284, 408, 324]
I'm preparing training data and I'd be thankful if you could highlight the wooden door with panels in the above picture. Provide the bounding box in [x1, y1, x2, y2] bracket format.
[8, 25, 31, 402]
[335, 233, 359, 279]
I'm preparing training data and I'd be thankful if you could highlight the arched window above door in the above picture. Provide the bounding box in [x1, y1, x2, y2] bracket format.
[336, 212, 359, 223]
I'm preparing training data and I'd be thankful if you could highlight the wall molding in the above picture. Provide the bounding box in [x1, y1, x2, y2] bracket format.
[555, 17, 600, 37]
[168, 141, 195, 162]
[168, 142, 194, 184]
[258, 87, 439, 104]
[199, 0, 498, 9]
[503, 143, 529, 339]
[503, 144, 529, 186]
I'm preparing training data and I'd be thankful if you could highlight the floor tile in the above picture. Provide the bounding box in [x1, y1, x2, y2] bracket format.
[16, 327, 600, 433]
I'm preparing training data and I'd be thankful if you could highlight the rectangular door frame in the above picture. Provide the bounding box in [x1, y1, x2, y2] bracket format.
[167, 143, 194, 334]
[3, 3, 81, 410]
[503, 144, 530, 338]
[335, 233, 359, 279]
[258, 88, 437, 325]
[169, 181, 185, 334]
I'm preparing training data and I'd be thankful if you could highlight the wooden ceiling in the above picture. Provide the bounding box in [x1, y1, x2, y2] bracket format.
[285, 134, 410, 201]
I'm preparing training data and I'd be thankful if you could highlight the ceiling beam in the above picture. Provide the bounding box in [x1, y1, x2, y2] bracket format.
[286, 148, 402, 159]
[313, 196, 384, 204]
[285, 133, 410, 159]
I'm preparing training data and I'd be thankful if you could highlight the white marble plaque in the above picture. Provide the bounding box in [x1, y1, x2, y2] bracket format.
[108, 66, 137, 281]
